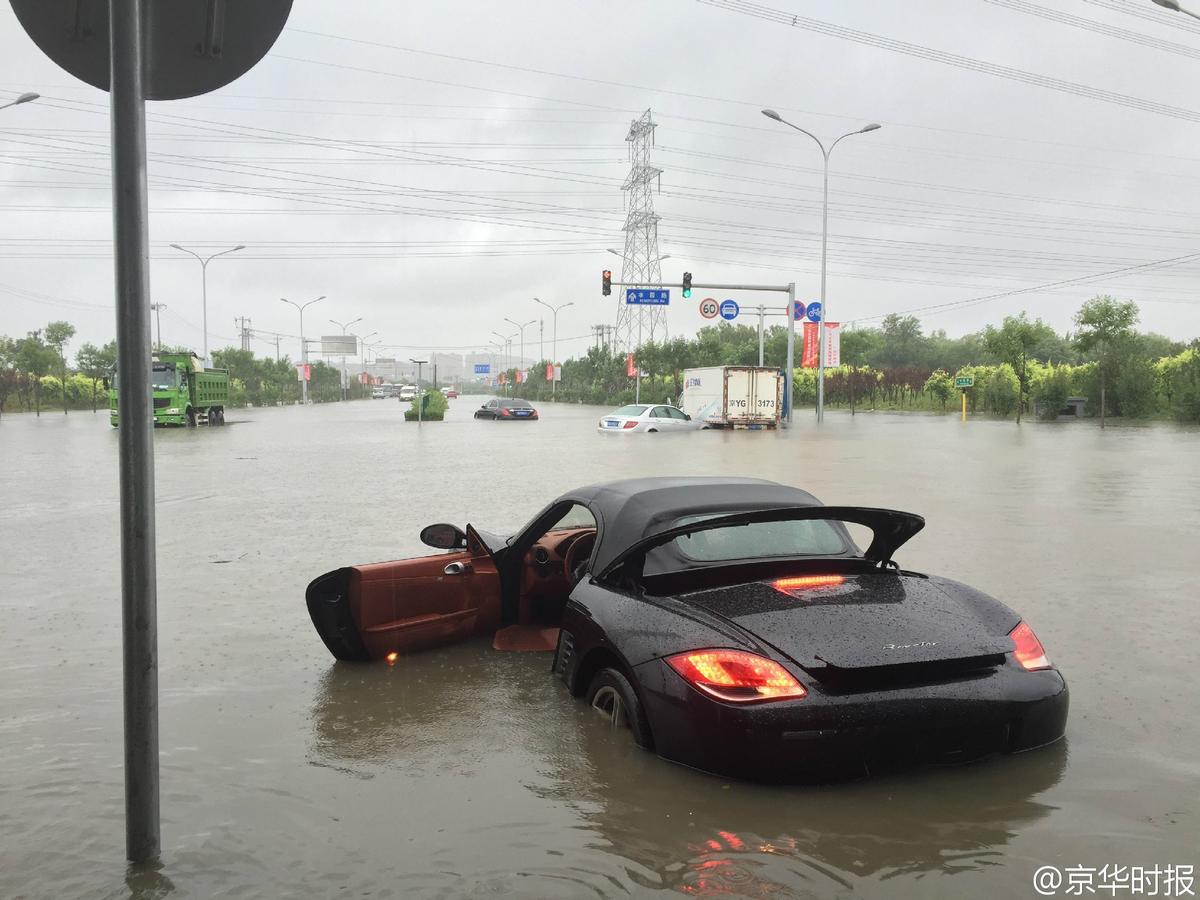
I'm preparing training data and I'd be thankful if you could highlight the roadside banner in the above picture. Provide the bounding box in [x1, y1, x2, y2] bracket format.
[801, 322, 841, 367]
[801, 323, 819, 367]
[626, 353, 637, 377]
[295, 363, 310, 382]
[545, 363, 562, 382]
[517, 369, 528, 383]
[825, 323, 841, 367]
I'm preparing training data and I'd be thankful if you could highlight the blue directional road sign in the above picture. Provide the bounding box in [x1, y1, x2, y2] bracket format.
[474, 363, 491, 374]
[806, 301, 823, 322]
[625, 288, 670, 305]
[719, 299, 740, 321]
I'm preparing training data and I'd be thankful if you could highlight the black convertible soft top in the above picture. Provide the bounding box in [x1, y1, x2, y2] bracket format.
[551, 476, 924, 575]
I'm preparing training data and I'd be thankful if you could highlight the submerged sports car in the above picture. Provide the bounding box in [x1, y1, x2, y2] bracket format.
[306, 477, 1068, 780]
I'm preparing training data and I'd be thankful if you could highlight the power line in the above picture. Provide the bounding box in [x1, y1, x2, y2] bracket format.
[696, 0, 1200, 123]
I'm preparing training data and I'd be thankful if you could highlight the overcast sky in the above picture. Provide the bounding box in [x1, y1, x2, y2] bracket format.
[2, 0, 1199, 365]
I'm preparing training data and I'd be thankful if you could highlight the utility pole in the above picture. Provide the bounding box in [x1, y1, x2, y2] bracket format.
[235, 316, 252, 351]
[534, 298, 573, 397]
[281, 296, 324, 405]
[149, 302, 165, 350]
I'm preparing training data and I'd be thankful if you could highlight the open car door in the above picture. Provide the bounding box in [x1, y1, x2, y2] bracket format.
[306, 524, 501, 661]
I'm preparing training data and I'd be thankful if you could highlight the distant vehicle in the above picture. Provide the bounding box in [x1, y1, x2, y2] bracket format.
[597, 404, 701, 433]
[371, 388, 388, 399]
[108, 351, 228, 427]
[442, 388, 459, 399]
[680, 366, 782, 429]
[397, 385, 418, 401]
[475, 398, 538, 420]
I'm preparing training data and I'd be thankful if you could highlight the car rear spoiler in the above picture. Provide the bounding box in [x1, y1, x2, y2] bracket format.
[595, 505, 925, 579]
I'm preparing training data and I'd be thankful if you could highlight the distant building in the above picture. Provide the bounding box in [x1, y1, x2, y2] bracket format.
[1032, 396, 1088, 420]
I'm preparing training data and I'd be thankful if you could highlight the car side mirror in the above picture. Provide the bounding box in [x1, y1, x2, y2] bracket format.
[420, 523, 468, 550]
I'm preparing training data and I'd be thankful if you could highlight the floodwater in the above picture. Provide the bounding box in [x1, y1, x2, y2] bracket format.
[1, 399, 1197, 899]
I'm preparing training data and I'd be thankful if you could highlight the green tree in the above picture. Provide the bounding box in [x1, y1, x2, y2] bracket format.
[14, 331, 57, 416]
[43, 321, 76, 414]
[982, 312, 1052, 424]
[75, 341, 117, 412]
[872, 314, 926, 369]
[1074, 296, 1139, 428]
[0, 336, 18, 418]
[923, 370, 954, 411]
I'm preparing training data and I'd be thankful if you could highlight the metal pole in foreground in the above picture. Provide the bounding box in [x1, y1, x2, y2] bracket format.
[111, 0, 159, 864]
[785, 283, 795, 426]
[758, 305, 765, 367]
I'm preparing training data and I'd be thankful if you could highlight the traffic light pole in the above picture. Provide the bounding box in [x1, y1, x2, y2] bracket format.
[607, 279, 799, 426]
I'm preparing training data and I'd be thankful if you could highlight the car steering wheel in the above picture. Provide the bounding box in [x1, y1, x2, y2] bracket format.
[562, 531, 597, 583]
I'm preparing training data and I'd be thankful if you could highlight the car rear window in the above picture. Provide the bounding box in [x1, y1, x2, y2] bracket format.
[670, 514, 847, 561]
[613, 405, 648, 416]
[503, 399, 532, 408]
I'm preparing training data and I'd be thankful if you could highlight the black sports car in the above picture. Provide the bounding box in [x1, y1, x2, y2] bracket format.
[306, 477, 1068, 780]
[474, 397, 538, 420]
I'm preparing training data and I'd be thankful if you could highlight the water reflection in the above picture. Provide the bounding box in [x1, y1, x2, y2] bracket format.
[308, 642, 1066, 895]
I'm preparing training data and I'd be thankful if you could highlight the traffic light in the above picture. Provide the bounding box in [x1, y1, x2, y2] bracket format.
[682, 272, 693, 298]
[602, 269, 612, 296]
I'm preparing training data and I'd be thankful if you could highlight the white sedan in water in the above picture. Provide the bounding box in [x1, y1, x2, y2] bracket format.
[597, 403, 703, 433]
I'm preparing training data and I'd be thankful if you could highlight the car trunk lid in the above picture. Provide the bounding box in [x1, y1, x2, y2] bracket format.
[683, 574, 1012, 687]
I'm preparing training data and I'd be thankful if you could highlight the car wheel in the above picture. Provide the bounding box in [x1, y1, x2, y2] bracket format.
[587, 667, 653, 749]
[647, 428, 657, 433]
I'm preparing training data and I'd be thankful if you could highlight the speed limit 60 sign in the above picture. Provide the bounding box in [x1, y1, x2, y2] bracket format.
[699, 297, 719, 319]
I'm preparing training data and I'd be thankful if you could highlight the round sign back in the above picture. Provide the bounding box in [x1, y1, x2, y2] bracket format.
[10, 0, 293, 100]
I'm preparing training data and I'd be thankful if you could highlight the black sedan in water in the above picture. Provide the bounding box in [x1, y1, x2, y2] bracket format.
[306, 476, 1068, 781]
[474, 397, 539, 420]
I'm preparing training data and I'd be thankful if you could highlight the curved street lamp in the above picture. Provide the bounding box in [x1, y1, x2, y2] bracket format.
[170, 243, 245, 362]
[761, 110, 880, 424]
[0, 92, 39, 111]
[280, 295, 324, 404]
[533, 298, 574, 396]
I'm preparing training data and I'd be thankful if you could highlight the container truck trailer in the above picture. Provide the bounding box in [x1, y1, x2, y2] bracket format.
[679, 366, 782, 429]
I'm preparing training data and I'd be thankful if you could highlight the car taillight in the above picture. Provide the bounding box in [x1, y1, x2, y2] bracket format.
[1009, 621, 1051, 670]
[622, 420, 638, 429]
[772, 575, 845, 596]
[665, 649, 806, 703]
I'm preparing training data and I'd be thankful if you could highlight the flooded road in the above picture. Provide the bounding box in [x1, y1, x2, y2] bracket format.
[2, 399, 1197, 898]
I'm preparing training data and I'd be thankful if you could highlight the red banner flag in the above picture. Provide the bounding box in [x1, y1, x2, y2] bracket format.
[801, 322, 819, 368]
[626, 352, 636, 377]
[545, 363, 554, 381]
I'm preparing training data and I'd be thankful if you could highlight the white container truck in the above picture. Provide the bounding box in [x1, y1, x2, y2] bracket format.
[680, 366, 782, 429]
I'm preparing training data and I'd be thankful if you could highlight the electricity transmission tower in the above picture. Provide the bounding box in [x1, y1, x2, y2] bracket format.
[613, 109, 665, 355]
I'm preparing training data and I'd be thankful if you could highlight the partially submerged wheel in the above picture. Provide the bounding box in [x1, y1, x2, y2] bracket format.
[586, 667, 653, 749]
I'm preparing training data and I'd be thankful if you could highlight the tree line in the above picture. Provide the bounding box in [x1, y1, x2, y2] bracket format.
[501, 296, 1200, 425]
[3, 296, 1198, 424]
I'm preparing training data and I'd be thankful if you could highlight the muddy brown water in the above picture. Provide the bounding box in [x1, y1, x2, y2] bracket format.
[1, 399, 1197, 898]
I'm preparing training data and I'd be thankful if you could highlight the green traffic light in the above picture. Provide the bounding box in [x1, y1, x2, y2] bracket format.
[683, 288, 692, 298]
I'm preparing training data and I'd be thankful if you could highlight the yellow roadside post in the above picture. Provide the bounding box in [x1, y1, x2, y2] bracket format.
[955, 375, 974, 421]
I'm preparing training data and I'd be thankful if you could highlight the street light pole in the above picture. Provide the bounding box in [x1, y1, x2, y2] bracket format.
[330, 317, 362, 401]
[0, 92, 39, 112]
[762, 110, 880, 424]
[354, 331, 377, 388]
[504, 317, 535, 384]
[1152, 0, 1200, 20]
[533, 298, 574, 397]
[280, 295, 324, 404]
[170, 243, 245, 365]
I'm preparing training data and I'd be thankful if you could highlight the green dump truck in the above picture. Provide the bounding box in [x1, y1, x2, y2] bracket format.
[108, 352, 230, 427]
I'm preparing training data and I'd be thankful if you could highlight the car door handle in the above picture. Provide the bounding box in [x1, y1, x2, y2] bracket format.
[443, 561, 471, 576]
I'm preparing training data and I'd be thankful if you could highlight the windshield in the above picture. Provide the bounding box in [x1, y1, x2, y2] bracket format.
[668, 513, 848, 562]
[612, 405, 648, 416]
[111, 365, 178, 392]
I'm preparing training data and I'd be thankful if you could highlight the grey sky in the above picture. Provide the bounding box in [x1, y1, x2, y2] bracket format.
[2, 0, 1198, 364]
